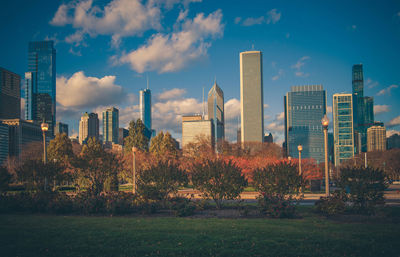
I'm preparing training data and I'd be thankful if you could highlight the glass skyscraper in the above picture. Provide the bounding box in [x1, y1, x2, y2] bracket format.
[140, 88, 152, 132]
[284, 85, 326, 163]
[352, 64, 374, 153]
[103, 107, 119, 144]
[79, 112, 99, 144]
[25, 41, 56, 136]
[208, 81, 224, 151]
[333, 93, 354, 166]
[0, 67, 21, 119]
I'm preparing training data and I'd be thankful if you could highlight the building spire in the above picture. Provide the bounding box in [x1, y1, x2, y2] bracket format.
[146, 74, 149, 89]
[202, 87, 205, 119]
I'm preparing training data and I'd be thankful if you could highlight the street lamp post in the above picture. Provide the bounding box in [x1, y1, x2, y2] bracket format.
[321, 115, 330, 196]
[132, 146, 137, 194]
[41, 122, 49, 191]
[297, 144, 303, 193]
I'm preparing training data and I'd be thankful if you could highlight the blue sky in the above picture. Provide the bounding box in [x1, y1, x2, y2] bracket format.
[1, 0, 400, 144]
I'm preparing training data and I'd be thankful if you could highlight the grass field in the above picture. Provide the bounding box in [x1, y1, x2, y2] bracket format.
[1, 207, 399, 257]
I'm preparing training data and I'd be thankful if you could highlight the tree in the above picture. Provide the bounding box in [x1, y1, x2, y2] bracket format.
[124, 119, 149, 152]
[47, 133, 74, 164]
[73, 137, 122, 195]
[137, 160, 188, 206]
[191, 159, 247, 209]
[0, 166, 11, 193]
[150, 131, 178, 158]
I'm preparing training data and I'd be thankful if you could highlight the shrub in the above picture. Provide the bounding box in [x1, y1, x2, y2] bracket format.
[137, 160, 188, 206]
[191, 159, 247, 209]
[315, 191, 347, 216]
[169, 197, 196, 217]
[0, 166, 11, 193]
[335, 166, 388, 214]
[252, 162, 303, 218]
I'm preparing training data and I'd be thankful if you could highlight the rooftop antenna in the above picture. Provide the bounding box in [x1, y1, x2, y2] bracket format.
[214, 75, 216, 85]
[202, 87, 205, 119]
[251, 44, 255, 50]
[146, 74, 149, 89]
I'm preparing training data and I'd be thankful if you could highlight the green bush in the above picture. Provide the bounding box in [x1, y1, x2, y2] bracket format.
[137, 160, 188, 206]
[315, 191, 347, 216]
[169, 197, 196, 217]
[253, 162, 303, 218]
[0, 166, 11, 193]
[191, 159, 247, 209]
[336, 166, 387, 214]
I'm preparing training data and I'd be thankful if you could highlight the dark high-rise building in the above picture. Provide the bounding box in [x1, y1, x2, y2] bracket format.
[140, 88, 151, 131]
[103, 107, 119, 144]
[284, 85, 327, 163]
[352, 64, 374, 153]
[208, 81, 224, 151]
[25, 41, 56, 136]
[387, 133, 400, 149]
[264, 133, 273, 143]
[0, 67, 21, 119]
[0, 122, 9, 165]
[55, 122, 69, 136]
[118, 128, 129, 145]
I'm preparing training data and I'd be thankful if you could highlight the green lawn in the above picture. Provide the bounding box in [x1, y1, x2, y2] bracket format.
[0, 209, 399, 257]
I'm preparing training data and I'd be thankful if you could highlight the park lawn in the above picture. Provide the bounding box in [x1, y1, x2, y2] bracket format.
[0, 209, 399, 257]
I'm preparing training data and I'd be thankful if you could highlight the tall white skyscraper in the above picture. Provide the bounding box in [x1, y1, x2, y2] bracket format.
[240, 51, 264, 143]
[79, 112, 99, 144]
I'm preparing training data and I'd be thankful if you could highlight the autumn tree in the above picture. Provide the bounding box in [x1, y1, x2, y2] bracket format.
[191, 159, 247, 209]
[124, 119, 150, 152]
[73, 137, 122, 195]
[0, 166, 11, 193]
[47, 133, 74, 164]
[150, 131, 179, 158]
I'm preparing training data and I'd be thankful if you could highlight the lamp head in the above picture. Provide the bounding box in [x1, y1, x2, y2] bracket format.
[41, 123, 49, 132]
[297, 145, 303, 152]
[321, 114, 329, 128]
[132, 146, 137, 153]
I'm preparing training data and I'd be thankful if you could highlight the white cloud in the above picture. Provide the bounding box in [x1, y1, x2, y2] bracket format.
[266, 112, 285, 132]
[266, 9, 281, 24]
[264, 104, 269, 109]
[377, 84, 398, 96]
[387, 130, 400, 137]
[224, 98, 240, 121]
[157, 88, 187, 101]
[120, 10, 224, 73]
[388, 115, 400, 127]
[56, 71, 127, 109]
[272, 69, 284, 81]
[366, 78, 379, 89]
[237, 8, 281, 26]
[292, 56, 310, 77]
[374, 105, 390, 115]
[50, 0, 164, 47]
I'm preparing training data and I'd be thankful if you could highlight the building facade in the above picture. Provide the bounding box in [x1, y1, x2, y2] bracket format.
[387, 133, 400, 149]
[55, 122, 68, 136]
[284, 85, 326, 163]
[182, 115, 214, 149]
[208, 81, 224, 150]
[79, 112, 99, 144]
[103, 107, 119, 144]
[0, 119, 42, 159]
[140, 88, 151, 131]
[25, 41, 56, 136]
[333, 93, 354, 166]
[240, 51, 264, 144]
[0, 67, 21, 119]
[0, 122, 9, 165]
[118, 128, 129, 145]
[367, 126, 386, 151]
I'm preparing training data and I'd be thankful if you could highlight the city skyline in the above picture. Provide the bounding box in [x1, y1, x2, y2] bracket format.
[0, 0, 399, 144]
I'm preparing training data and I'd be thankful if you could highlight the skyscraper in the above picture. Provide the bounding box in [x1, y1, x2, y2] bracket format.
[208, 81, 224, 149]
[367, 126, 386, 152]
[0, 122, 9, 165]
[103, 107, 119, 144]
[79, 112, 99, 144]
[182, 115, 214, 149]
[352, 64, 374, 153]
[284, 85, 327, 163]
[0, 67, 21, 119]
[240, 51, 264, 144]
[55, 122, 68, 136]
[333, 93, 354, 166]
[140, 88, 151, 131]
[26, 41, 56, 136]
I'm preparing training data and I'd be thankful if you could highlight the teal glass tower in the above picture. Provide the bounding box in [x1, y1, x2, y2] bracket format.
[284, 85, 327, 163]
[140, 88, 152, 131]
[25, 41, 56, 136]
[208, 81, 224, 151]
[333, 93, 354, 166]
[103, 107, 119, 144]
